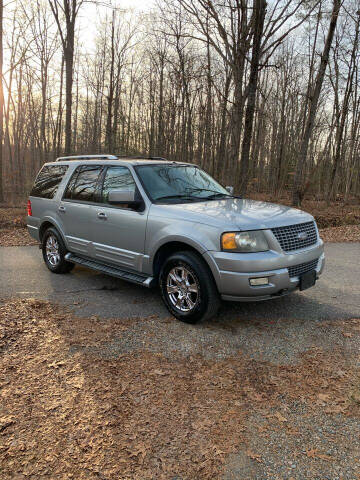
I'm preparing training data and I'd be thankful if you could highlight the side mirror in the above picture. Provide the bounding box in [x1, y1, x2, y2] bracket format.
[108, 189, 140, 208]
[226, 186, 234, 194]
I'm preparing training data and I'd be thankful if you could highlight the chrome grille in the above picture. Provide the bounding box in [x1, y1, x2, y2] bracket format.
[271, 221, 317, 252]
[288, 258, 319, 278]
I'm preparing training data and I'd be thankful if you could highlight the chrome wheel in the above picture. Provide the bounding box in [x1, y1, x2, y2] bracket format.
[166, 266, 199, 312]
[46, 235, 60, 267]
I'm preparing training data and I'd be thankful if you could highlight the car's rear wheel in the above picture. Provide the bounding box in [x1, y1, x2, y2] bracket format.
[159, 251, 220, 323]
[42, 227, 74, 274]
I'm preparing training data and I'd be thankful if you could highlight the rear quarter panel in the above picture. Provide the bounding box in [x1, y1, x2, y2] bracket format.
[27, 164, 75, 244]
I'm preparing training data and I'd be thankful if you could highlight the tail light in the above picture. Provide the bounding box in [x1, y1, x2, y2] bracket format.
[27, 199, 32, 216]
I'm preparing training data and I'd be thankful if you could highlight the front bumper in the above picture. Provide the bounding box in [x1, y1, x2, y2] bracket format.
[203, 240, 325, 302]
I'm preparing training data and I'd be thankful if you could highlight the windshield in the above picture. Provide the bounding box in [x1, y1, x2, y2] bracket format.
[135, 164, 231, 203]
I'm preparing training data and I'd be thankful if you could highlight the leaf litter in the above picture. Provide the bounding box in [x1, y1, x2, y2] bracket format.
[0, 298, 360, 479]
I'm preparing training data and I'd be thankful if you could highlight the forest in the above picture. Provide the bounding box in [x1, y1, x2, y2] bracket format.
[0, 0, 359, 206]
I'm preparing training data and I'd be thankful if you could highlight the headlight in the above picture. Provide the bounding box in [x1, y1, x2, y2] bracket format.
[221, 231, 269, 252]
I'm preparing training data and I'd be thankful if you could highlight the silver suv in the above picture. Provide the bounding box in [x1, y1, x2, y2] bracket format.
[27, 155, 325, 323]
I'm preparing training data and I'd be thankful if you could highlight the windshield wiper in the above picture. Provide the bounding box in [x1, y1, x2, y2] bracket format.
[155, 194, 202, 202]
[205, 192, 233, 199]
[186, 187, 233, 198]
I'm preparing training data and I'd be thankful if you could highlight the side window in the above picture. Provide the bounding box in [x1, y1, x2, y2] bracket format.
[101, 167, 136, 204]
[30, 165, 68, 199]
[64, 165, 102, 202]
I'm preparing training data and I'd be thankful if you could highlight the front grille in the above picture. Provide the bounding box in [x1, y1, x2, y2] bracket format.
[271, 221, 318, 252]
[288, 258, 319, 278]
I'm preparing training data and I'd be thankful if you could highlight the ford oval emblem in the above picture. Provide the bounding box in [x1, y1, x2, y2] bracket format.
[297, 231, 308, 241]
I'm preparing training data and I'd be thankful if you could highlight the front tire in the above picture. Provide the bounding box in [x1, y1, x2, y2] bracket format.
[159, 251, 220, 323]
[42, 227, 74, 274]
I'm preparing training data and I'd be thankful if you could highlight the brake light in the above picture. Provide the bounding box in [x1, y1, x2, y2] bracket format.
[27, 199, 32, 216]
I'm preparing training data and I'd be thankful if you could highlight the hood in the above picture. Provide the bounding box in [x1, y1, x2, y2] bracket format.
[151, 198, 314, 230]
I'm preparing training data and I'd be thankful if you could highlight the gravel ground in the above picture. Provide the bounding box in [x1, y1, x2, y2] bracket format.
[68, 310, 360, 365]
[224, 408, 360, 480]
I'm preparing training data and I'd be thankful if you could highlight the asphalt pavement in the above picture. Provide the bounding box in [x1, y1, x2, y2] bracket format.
[1, 243, 359, 321]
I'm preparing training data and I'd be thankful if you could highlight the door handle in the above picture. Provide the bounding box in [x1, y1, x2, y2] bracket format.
[58, 205, 66, 213]
[97, 212, 107, 220]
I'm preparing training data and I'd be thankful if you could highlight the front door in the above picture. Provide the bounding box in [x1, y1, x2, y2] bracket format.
[92, 166, 148, 271]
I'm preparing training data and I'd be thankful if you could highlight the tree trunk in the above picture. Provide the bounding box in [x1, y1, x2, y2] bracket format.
[105, 11, 115, 152]
[328, 12, 359, 201]
[64, 40, 74, 154]
[156, 53, 165, 155]
[292, 0, 341, 206]
[237, 0, 267, 196]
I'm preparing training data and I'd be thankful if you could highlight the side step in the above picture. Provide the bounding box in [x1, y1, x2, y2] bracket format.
[65, 253, 156, 288]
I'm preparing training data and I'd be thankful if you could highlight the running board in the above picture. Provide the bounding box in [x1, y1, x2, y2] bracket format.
[65, 253, 156, 288]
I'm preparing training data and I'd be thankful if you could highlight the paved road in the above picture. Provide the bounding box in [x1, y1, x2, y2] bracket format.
[1, 243, 359, 321]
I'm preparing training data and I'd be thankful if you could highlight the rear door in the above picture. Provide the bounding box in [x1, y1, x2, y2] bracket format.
[92, 166, 148, 271]
[59, 165, 103, 257]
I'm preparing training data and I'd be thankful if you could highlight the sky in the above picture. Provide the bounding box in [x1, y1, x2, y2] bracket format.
[78, 0, 155, 50]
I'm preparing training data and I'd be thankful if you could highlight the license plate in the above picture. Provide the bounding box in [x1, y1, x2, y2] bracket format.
[300, 270, 316, 291]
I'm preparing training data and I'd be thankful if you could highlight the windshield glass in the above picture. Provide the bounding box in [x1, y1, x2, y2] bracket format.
[135, 164, 230, 203]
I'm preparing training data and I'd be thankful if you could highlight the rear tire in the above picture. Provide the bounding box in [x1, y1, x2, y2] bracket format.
[159, 250, 220, 323]
[42, 227, 75, 274]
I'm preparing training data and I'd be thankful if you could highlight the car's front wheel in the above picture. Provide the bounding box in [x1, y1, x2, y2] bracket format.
[159, 251, 220, 323]
[42, 227, 74, 274]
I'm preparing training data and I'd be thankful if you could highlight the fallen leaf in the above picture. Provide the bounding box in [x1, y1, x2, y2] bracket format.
[0, 417, 14, 432]
[246, 450, 262, 463]
[306, 448, 333, 461]
[325, 405, 345, 414]
[274, 412, 287, 422]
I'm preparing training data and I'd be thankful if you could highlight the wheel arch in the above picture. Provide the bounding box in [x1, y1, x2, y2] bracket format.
[151, 240, 221, 290]
[39, 219, 66, 245]
[152, 241, 205, 280]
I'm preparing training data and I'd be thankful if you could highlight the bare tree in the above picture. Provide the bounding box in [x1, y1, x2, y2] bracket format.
[49, 0, 84, 154]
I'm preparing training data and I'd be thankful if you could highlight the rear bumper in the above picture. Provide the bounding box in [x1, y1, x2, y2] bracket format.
[204, 241, 325, 301]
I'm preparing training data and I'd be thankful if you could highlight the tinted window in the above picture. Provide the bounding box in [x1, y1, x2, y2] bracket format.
[30, 165, 68, 199]
[102, 167, 136, 204]
[64, 166, 102, 202]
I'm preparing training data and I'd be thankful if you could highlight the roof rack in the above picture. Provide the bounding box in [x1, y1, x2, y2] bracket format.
[55, 154, 118, 162]
[115, 155, 167, 161]
[55, 154, 168, 162]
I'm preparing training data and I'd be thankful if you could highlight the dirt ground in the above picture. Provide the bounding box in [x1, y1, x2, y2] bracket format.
[1, 298, 360, 479]
[0, 207, 37, 247]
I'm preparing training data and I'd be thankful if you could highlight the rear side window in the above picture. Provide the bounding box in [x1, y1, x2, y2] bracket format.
[30, 165, 68, 199]
[64, 165, 102, 202]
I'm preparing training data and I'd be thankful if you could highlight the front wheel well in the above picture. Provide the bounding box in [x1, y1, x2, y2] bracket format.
[152, 242, 205, 280]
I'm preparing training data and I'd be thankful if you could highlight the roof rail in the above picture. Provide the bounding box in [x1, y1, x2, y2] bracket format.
[114, 155, 167, 161]
[55, 154, 118, 162]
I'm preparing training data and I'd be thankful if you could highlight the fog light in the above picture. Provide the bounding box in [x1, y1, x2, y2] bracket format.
[249, 277, 269, 286]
